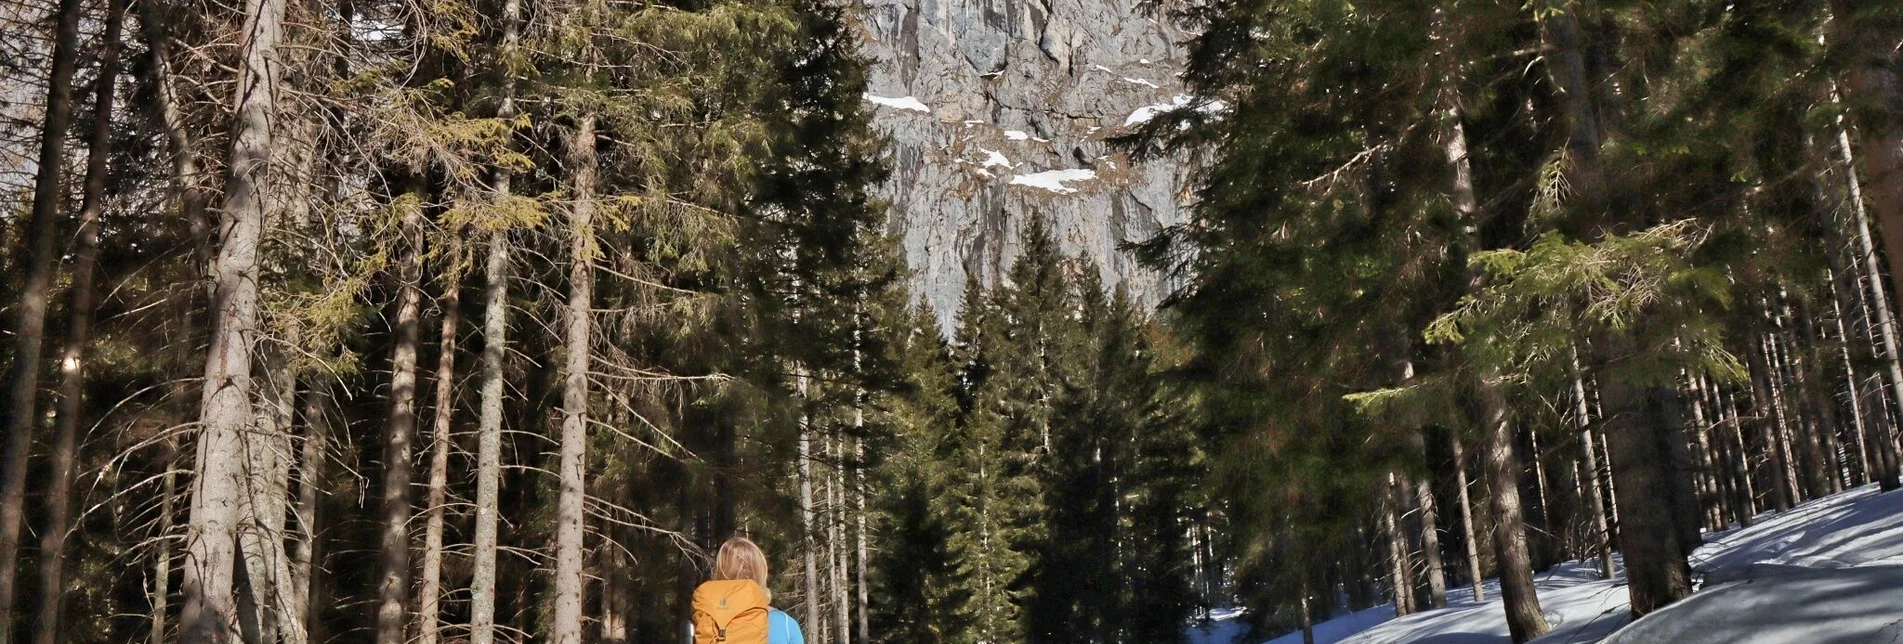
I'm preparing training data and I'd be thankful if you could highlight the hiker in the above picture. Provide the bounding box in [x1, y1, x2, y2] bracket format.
[691, 536, 805, 644]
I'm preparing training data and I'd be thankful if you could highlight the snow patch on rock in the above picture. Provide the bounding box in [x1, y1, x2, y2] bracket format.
[1009, 169, 1097, 194]
[865, 94, 931, 113]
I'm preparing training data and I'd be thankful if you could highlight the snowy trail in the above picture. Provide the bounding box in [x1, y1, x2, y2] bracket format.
[1192, 484, 1903, 644]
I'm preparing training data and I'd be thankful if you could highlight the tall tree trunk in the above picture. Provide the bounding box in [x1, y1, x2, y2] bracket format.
[1829, 3, 1903, 404]
[1683, 373, 1723, 530]
[180, 0, 289, 635]
[1569, 349, 1616, 580]
[34, 1, 124, 639]
[293, 382, 333, 643]
[1450, 435, 1484, 601]
[0, 0, 87, 634]
[152, 434, 181, 644]
[1832, 94, 1903, 490]
[1541, 0, 1696, 616]
[418, 234, 462, 644]
[1445, 97, 1544, 635]
[552, 113, 597, 644]
[1749, 336, 1797, 511]
[376, 188, 426, 644]
[1791, 299, 1847, 495]
[1830, 269, 1875, 486]
[139, 0, 214, 263]
[1596, 348, 1696, 617]
[1414, 475, 1447, 609]
[240, 352, 300, 644]
[469, 0, 521, 638]
[1479, 374, 1551, 641]
[1382, 473, 1414, 616]
[1439, 99, 1489, 604]
[1721, 388, 1758, 524]
[799, 370, 820, 631]
[831, 434, 850, 644]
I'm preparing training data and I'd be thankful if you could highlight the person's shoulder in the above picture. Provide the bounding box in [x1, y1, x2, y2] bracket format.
[768, 609, 804, 642]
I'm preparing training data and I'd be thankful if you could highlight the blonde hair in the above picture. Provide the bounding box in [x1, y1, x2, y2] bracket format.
[713, 536, 771, 595]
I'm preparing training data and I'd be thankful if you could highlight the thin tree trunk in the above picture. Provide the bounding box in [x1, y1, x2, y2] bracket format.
[34, 1, 125, 638]
[1791, 298, 1848, 495]
[139, 0, 214, 263]
[1450, 435, 1484, 601]
[469, 0, 522, 637]
[1722, 388, 1758, 524]
[0, 0, 87, 633]
[418, 234, 462, 644]
[552, 113, 597, 644]
[1832, 95, 1903, 490]
[1414, 475, 1447, 609]
[1299, 578, 1315, 644]
[180, 0, 289, 635]
[1446, 96, 1545, 635]
[292, 382, 332, 643]
[1830, 270, 1875, 486]
[1570, 349, 1615, 580]
[152, 437, 180, 644]
[1683, 373, 1723, 530]
[376, 187, 426, 644]
[1440, 98, 1490, 605]
[1382, 473, 1414, 616]
[1829, 3, 1903, 409]
[799, 369, 819, 632]
[832, 433, 850, 644]
[1750, 335, 1798, 511]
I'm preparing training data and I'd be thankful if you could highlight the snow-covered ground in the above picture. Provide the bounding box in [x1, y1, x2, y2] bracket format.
[1191, 484, 1903, 644]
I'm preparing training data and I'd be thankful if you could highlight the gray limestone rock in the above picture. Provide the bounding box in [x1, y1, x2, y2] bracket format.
[855, 0, 1192, 331]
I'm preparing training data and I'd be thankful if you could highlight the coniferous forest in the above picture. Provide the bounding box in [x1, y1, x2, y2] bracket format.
[2, 0, 1903, 641]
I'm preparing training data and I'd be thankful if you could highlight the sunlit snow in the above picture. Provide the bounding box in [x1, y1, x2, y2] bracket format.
[1125, 95, 1228, 127]
[978, 148, 1013, 169]
[1190, 484, 1903, 644]
[864, 94, 931, 113]
[1122, 77, 1161, 89]
[1004, 130, 1030, 141]
[1009, 169, 1097, 194]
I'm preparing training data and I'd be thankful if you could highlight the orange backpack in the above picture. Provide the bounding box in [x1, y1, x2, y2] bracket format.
[691, 579, 771, 644]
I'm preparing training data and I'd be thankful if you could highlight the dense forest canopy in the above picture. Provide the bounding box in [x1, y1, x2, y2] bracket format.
[1, 0, 1902, 642]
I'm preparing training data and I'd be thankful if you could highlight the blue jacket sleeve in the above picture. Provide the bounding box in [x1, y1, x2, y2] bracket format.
[770, 609, 805, 644]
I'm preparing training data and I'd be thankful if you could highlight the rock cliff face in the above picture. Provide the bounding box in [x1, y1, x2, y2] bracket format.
[855, 0, 1192, 329]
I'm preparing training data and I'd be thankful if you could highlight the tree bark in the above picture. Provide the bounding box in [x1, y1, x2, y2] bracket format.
[33, 1, 125, 639]
[1832, 93, 1903, 490]
[0, 0, 87, 633]
[293, 381, 333, 643]
[1450, 436, 1484, 602]
[180, 0, 289, 635]
[1569, 349, 1616, 580]
[1414, 475, 1447, 609]
[1830, 269, 1875, 486]
[469, 0, 521, 638]
[418, 234, 462, 644]
[152, 434, 180, 644]
[376, 187, 426, 644]
[1721, 387, 1757, 525]
[799, 369, 820, 631]
[1445, 98, 1543, 633]
[1595, 346, 1696, 617]
[1829, 3, 1903, 413]
[1382, 473, 1414, 616]
[1749, 336, 1798, 511]
[1479, 372, 1551, 642]
[552, 113, 597, 644]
